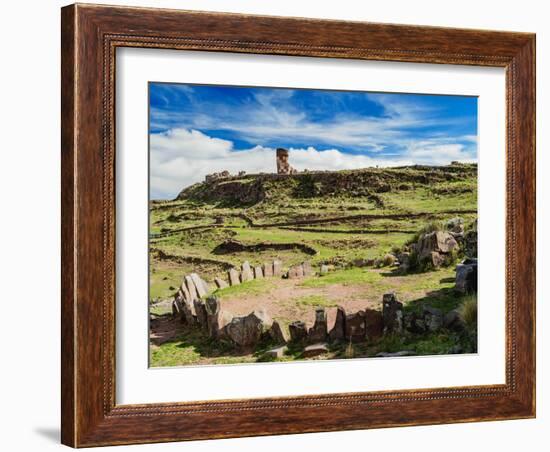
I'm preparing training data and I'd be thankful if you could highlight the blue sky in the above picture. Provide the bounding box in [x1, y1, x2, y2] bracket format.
[149, 83, 477, 199]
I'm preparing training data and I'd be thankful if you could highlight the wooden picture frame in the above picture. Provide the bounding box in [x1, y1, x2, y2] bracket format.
[61, 3, 535, 447]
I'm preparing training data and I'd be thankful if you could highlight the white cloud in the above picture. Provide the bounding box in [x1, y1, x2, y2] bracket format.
[150, 129, 416, 199]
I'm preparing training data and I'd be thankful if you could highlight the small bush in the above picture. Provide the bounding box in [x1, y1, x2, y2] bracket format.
[458, 295, 477, 328]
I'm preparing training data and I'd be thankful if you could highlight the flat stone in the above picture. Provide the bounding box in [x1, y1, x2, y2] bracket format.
[228, 268, 240, 286]
[263, 262, 273, 277]
[302, 343, 329, 358]
[253, 266, 264, 279]
[214, 277, 228, 289]
[240, 261, 254, 282]
[265, 345, 288, 359]
[272, 260, 283, 277]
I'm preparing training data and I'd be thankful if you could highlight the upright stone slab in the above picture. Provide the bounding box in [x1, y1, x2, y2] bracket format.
[193, 299, 208, 331]
[240, 261, 254, 282]
[179, 281, 191, 303]
[263, 262, 273, 277]
[253, 266, 264, 279]
[228, 268, 240, 286]
[328, 306, 346, 341]
[172, 297, 183, 319]
[287, 264, 304, 279]
[345, 310, 367, 342]
[204, 295, 232, 338]
[382, 292, 404, 335]
[320, 264, 330, 275]
[272, 260, 283, 277]
[190, 273, 207, 298]
[181, 297, 196, 325]
[308, 308, 328, 343]
[302, 261, 313, 277]
[214, 277, 228, 289]
[269, 320, 289, 344]
[364, 308, 383, 340]
[185, 275, 199, 301]
[288, 321, 308, 342]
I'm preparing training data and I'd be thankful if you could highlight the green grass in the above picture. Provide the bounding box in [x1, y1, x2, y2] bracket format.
[213, 278, 276, 298]
[299, 267, 382, 288]
[293, 294, 338, 308]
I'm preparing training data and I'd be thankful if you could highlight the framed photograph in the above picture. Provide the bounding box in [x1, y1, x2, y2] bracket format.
[61, 3, 536, 447]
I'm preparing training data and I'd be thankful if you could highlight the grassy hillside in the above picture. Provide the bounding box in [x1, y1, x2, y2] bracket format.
[150, 162, 477, 301]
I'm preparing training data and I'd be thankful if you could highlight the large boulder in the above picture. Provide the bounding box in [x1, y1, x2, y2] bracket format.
[416, 230, 458, 268]
[455, 258, 478, 293]
[382, 292, 403, 335]
[423, 306, 444, 332]
[443, 309, 466, 332]
[223, 309, 272, 347]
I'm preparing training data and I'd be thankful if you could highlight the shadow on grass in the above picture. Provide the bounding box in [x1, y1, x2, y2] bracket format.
[403, 287, 466, 314]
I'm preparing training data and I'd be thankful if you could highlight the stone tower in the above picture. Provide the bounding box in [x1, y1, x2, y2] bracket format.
[276, 148, 297, 175]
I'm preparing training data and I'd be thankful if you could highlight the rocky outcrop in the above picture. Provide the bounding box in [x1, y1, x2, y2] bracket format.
[222, 309, 272, 347]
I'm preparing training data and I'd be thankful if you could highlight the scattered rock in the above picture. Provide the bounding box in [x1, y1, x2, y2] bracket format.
[446, 217, 465, 234]
[308, 308, 328, 343]
[345, 310, 366, 342]
[403, 311, 426, 334]
[253, 266, 264, 279]
[364, 309, 383, 340]
[397, 252, 410, 273]
[416, 230, 459, 268]
[214, 277, 228, 289]
[423, 306, 443, 332]
[223, 309, 271, 347]
[328, 306, 346, 341]
[382, 292, 403, 335]
[302, 343, 329, 358]
[376, 350, 416, 358]
[228, 268, 240, 286]
[269, 320, 289, 344]
[240, 261, 254, 282]
[383, 253, 397, 267]
[266, 345, 288, 359]
[444, 309, 466, 332]
[289, 321, 308, 342]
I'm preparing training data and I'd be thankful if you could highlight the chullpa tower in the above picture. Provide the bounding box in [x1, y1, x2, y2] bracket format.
[276, 148, 297, 174]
